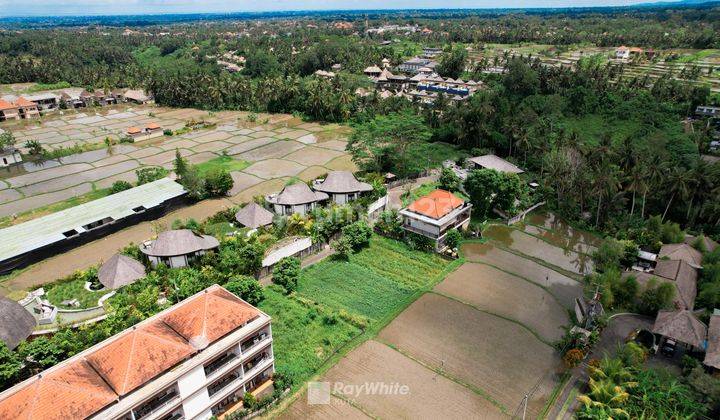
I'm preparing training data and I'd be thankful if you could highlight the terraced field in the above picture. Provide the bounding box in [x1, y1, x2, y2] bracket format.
[0, 104, 354, 219]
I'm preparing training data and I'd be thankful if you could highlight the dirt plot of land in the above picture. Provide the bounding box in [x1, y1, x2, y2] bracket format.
[378, 294, 560, 418]
[483, 225, 594, 275]
[279, 394, 370, 420]
[461, 242, 582, 308]
[321, 340, 505, 419]
[434, 263, 569, 342]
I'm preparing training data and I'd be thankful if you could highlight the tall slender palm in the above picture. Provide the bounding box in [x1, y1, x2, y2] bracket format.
[662, 166, 692, 222]
[592, 162, 622, 227]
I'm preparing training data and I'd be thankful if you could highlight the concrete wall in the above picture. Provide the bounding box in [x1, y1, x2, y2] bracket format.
[262, 237, 312, 267]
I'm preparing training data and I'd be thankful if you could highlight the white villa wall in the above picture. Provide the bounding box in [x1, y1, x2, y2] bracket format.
[367, 195, 388, 215]
[262, 237, 312, 267]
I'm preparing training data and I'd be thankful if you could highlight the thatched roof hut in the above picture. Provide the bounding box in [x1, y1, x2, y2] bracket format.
[98, 254, 146, 290]
[313, 171, 373, 194]
[266, 183, 328, 206]
[0, 297, 35, 349]
[235, 203, 274, 229]
[652, 310, 707, 348]
[652, 259, 698, 310]
[659, 243, 703, 268]
[141, 230, 219, 257]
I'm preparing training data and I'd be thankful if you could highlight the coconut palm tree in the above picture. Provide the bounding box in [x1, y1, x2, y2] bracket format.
[577, 378, 631, 420]
[662, 166, 692, 222]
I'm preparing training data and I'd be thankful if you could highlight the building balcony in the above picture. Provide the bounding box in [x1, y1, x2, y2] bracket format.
[208, 371, 242, 398]
[401, 223, 440, 239]
[204, 352, 238, 378]
[241, 331, 271, 353]
[132, 388, 180, 420]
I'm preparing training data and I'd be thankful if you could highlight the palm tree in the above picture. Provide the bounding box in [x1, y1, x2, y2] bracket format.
[626, 164, 646, 217]
[662, 166, 692, 222]
[577, 378, 631, 420]
[592, 162, 622, 227]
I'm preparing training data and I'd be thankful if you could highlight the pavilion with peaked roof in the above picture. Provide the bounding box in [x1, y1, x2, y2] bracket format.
[98, 253, 146, 289]
[235, 202, 274, 229]
[141, 229, 219, 268]
[652, 309, 707, 350]
[266, 182, 329, 216]
[312, 171, 373, 204]
[704, 312, 720, 370]
[684, 234, 719, 253]
[399, 189, 472, 249]
[0, 296, 36, 349]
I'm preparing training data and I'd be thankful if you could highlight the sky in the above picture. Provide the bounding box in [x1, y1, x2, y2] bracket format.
[0, 0, 665, 18]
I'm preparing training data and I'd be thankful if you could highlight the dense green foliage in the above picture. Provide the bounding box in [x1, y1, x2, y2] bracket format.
[577, 344, 708, 419]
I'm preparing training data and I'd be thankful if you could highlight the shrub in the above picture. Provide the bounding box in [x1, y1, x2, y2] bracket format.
[331, 236, 353, 260]
[24, 139, 44, 155]
[405, 231, 435, 252]
[375, 209, 403, 237]
[163, 129, 173, 136]
[204, 168, 234, 197]
[341, 221, 372, 250]
[181, 166, 206, 200]
[109, 180, 132, 194]
[636, 279, 675, 315]
[136, 167, 168, 185]
[592, 239, 625, 272]
[225, 276, 265, 305]
[445, 229, 462, 249]
[273, 257, 301, 293]
[563, 348, 585, 368]
[438, 167, 461, 192]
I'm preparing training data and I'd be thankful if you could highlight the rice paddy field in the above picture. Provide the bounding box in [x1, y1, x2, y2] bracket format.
[483, 224, 595, 275]
[278, 214, 595, 420]
[261, 235, 453, 392]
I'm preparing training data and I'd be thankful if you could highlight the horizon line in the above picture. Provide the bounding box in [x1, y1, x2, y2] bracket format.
[0, 2, 693, 20]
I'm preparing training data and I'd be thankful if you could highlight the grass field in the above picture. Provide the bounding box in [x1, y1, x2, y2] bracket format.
[194, 154, 250, 176]
[45, 278, 110, 309]
[258, 286, 363, 387]
[297, 236, 449, 320]
[260, 236, 451, 391]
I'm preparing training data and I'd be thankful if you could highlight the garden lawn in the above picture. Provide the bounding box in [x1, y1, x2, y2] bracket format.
[195, 155, 250, 176]
[258, 286, 362, 388]
[297, 236, 450, 319]
[45, 278, 109, 309]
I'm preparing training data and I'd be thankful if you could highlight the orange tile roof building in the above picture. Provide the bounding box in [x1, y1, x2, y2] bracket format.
[399, 189, 471, 249]
[0, 285, 274, 420]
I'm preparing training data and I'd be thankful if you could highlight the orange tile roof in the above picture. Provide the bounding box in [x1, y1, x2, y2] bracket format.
[14, 97, 37, 108]
[0, 360, 117, 420]
[163, 287, 260, 349]
[127, 126, 141, 134]
[86, 321, 195, 395]
[0, 285, 262, 417]
[146, 122, 161, 130]
[0, 100, 18, 111]
[407, 189, 464, 219]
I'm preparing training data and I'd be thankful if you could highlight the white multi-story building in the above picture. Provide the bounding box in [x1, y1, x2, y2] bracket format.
[400, 189, 472, 249]
[0, 285, 275, 420]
